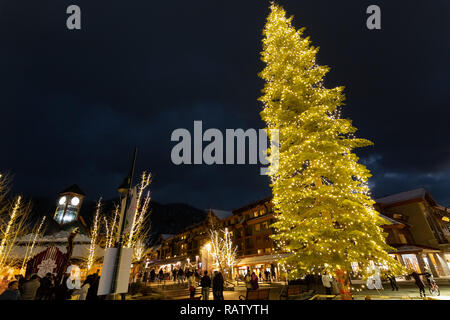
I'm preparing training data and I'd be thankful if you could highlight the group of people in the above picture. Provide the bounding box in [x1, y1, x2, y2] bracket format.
[244, 272, 260, 291]
[0, 271, 101, 301]
[319, 267, 437, 297]
[0, 273, 55, 300]
[198, 270, 225, 300]
[236, 270, 276, 283]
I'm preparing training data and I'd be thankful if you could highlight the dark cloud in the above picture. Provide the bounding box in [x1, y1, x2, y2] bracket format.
[0, 0, 449, 209]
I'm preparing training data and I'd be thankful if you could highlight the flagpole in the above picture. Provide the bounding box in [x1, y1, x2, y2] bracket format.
[110, 147, 138, 296]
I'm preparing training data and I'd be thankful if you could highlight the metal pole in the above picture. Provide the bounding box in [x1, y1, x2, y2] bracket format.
[110, 147, 138, 296]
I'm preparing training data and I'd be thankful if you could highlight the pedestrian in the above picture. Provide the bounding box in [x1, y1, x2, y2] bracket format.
[321, 272, 332, 295]
[143, 271, 148, 283]
[158, 269, 164, 283]
[409, 270, 426, 297]
[86, 273, 100, 300]
[244, 272, 252, 291]
[178, 268, 184, 284]
[0, 281, 21, 300]
[172, 269, 177, 282]
[187, 272, 197, 299]
[194, 269, 201, 283]
[386, 272, 399, 291]
[250, 272, 259, 290]
[264, 270, 270, 282]
[74, 277, 91, 300]
[150, 269, 156, 282]
[212, 271, 224, 300]
[37, 273, 54, 300]
[21, 274, 41, 300]
[423, 266, 434, 287]
[200, 270, 211, 300]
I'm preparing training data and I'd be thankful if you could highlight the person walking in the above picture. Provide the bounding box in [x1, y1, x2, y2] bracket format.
[410, 270, 426, 297]
[0, 281, 21, 300]
[321, 272, 332, 295]
[386, 272, 399, 291]
[212, 271, 224, 300]
[250, 272, 259, 290]
[200, 271, 211, 300]
[21, 274, 41, 300]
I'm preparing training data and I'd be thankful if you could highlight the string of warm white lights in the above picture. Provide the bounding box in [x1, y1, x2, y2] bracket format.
[126, 172, 151, 249]
[20, 216, 46, 273]
[259, 3, 404, 285]
[87, 199, 101, 271]
[209, 227, 237, 277]
[0, 196, 22, 268]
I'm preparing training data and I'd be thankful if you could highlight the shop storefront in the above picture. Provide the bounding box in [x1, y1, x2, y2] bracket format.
[234, 253, 291, 281]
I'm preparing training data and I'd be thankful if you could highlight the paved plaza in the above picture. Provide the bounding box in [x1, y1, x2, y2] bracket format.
[130, 278, 450, 300]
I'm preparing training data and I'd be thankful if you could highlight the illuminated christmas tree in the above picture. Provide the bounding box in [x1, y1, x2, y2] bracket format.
[259, 3, 403, 289]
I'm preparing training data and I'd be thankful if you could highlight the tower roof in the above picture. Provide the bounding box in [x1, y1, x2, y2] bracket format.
[58, 184, 86, 196]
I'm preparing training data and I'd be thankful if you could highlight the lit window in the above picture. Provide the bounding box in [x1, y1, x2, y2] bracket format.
[71, 197, 80, 206]
[59, 196, 67, 205]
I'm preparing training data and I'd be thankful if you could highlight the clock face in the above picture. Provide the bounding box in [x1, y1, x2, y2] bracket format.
[71, 196, 80, 206]
[59, 196, 66, 205]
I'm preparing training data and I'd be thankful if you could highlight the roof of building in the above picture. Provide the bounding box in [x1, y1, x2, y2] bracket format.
[379, 214, 405, 226]
[161, 234, 175, 240]
[59, 184, 86, 196]
[209, 209, 234, 220]
[235, 252, 291, 266]
[390, 244, 440, 254]
[375, 188, 437, 207]
[232, 196, 272, 215]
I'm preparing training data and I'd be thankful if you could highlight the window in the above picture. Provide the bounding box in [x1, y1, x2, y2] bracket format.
[255, 224, 261, 232]
[258, 249, 263, 255]
[265, 248, 271, 254]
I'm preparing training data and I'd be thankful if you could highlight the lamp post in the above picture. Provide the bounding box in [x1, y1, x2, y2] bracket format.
[110, 147, 137, 298]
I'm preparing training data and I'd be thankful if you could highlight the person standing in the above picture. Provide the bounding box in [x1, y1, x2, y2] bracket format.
[21, 274, 41, 300]
[178, 268, 184, 285]
[73, 277, 91, 300]
[0, 281, 21, 300]
[171, 268, 177, 282]
[86, 273, 100, 300]
[158, 269, 164, 283]
[321, 272, 332, 295]
[244, 272, 252, 291]
[250, 272, 259, 290]
[212, 271, 224, 300]
[187, 271, 197, 299]
[37, 273, 54, 300]
[200, 271, 211, 300]
[150, 269, 156, 282]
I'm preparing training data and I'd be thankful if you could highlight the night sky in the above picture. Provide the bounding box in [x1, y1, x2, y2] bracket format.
[1, 0, 449, 210]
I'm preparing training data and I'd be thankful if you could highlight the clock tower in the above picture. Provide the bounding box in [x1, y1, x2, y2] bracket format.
[54, 184, 86, 225]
